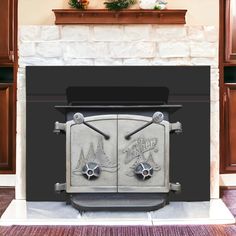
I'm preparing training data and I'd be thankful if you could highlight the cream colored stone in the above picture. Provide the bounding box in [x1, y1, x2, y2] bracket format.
[61, 26, 90, 41]
[94, 58, 122, 65]
[124, 25, 153, 41]
[154, 26, 187, 42]
[63, 42, 109, 58]
[93, 26, 123, 41]
[20, 25, 41, 41]
[152, 58, 191, 65]
[64, 59, 94, 65]
[15, 101, 26, 200]
[19, 57, 64, 66]
[41, 26, 60, 41]
[211, 69, 219, 83]
[19, 42, 35, 57]
[17, 71, 26, 90]
[109, 42, 155, 58]
[204, 26, 218, 42]
[191, 57, 218, 68]
[187, 26, 205, 41]
[151, 58, 169, 65]
[190, 42, 217, 57]
[36, 42, 62, 58]
[123, 59, 151, 65]
[211, 81, 219, 102]
[159, 42, 190, 58]
[167, 58, 192, 65]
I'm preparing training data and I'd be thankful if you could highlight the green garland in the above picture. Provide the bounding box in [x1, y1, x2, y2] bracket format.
[69, 0, 86, 10]
[104, 0, 136, 10]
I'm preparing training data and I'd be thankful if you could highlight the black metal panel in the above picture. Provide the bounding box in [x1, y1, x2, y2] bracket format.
[26, 66, 210, 201]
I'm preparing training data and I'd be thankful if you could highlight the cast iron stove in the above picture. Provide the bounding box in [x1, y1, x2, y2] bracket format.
[54, 87, 182, 211]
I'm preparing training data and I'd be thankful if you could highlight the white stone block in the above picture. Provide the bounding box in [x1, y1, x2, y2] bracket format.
[159, 42, 190, 58]
[152, 58, 191, 65]
[187, 26, 205, 41]
[123, 59, 151, 65]
[36, 42, 62, 58]
[64, 59, 94, 65]
[61, 26, 90, 41]
[154, 26, 187, 42]
[151, 58, 169, 65]
[191, 57, 218, 68]
[63, 42, 109, 59]
[19, 42, 35, 57]
[17, 73, 26, 90]
[93, 26, 123, 41]
[41, 26, 60, 41]
[20, 26, 41, 41]
[190, 42, 217, 58]
[211, 81, 219, 102]
[16, 101, 26, 200]
[17, 87, 26, 102]
[109, 42, 155, 58]
[204, 26, 218, 42]
[94, 58, 122, 65]
[124, 25, 152, 41]
[19, 57, 64, 66]
[211, 70, 219, 86]
[167, 58, 192, 65]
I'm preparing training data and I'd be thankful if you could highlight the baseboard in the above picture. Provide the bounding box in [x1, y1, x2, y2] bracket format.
[220, 174, 236, 187]
[0, 175, 16, 187]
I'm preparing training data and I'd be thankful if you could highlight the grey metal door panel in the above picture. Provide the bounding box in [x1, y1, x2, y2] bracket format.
[67, 115, 118, 193]
[117, 115, 169, 193]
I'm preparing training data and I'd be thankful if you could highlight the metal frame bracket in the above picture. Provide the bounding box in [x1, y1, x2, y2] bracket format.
[170, 122, 182, 134]
[54, 122, 66, 134]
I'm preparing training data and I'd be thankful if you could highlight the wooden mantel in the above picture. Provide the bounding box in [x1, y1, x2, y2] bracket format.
[53, 9, 187, 25]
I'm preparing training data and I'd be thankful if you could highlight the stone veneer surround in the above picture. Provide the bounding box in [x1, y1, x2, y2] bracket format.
[16, 25, 219, 200]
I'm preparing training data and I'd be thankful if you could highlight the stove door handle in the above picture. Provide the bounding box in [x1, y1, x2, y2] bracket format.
[125, 112, 164, 140]
[73, 113, 110, 140]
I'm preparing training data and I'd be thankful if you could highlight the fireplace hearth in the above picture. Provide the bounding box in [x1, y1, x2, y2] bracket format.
[54, 86, 182, 211]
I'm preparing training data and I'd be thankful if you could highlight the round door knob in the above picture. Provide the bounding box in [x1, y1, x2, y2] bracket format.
[135, 162, 153, 180]
[82, 162, 100, 180]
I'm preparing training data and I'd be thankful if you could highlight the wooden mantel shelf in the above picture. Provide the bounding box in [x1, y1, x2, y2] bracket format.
[53, 9, 187, 25]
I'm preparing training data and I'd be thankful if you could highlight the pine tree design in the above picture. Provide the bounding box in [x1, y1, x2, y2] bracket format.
[73, 137, 117, 175]
[86, 143, 96, 162]
[73, 149, 86, 176]
[146, 153, 161, 171]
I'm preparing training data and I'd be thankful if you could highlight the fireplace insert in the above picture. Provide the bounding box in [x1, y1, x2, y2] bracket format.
[54, 86, 182, 211]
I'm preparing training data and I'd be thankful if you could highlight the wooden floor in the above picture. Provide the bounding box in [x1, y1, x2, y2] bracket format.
[0, 188, 14, 217]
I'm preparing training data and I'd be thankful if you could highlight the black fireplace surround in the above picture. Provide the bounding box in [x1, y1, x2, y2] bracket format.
[26, 66, 210, 202]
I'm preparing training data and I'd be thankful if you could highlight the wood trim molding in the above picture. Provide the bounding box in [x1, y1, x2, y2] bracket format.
[0, 0, 17, 174]
[53, 9, 187, 25]
[225, 0, 236, 62]
[0, 84, 14, 174]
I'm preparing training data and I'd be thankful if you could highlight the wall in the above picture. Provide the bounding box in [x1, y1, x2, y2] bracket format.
[18, 0, 219, 26]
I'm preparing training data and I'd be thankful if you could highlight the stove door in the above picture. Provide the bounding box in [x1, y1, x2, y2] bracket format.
[67, 115, 118, 193]
[117, 115, 169, 193]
